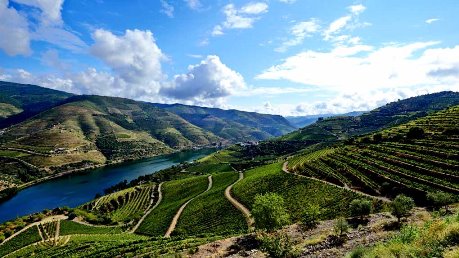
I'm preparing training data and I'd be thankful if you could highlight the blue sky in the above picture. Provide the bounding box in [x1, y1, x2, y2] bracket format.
[0, 0, 458, 115]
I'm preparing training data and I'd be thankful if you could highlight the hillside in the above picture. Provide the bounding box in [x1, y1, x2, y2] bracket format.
[288, 104, 459, 205]
[0, 95, 220, 190]
[0, 81, 73, 129]
[281, 91, 459, 141]
[152, 103, 295, 141]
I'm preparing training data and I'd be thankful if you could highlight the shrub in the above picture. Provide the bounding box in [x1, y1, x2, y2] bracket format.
[406, 127, 425, 139]
[252, 193, 290, 231]
[372, 133, 383, 143]
[257, 232, 298, 258]
[346, 246, 367, 258]
[301, 204, 322, 229]
[391, 195, 415, 223]
[427, 191, 455, 212]
[444, 223, 459, 246]
[333, 217, 349, 237]
[394, 225, 419, 244]
[349, 199, 372, 221]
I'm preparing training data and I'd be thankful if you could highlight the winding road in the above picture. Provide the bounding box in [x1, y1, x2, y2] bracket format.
[224, 172, 255, 231]
[164, 175, 213, 237]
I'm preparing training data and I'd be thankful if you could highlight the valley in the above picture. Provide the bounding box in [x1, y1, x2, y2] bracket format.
[0, 82, 458, 257]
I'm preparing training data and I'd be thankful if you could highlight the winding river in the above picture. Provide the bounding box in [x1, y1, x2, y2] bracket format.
[0, 148, 215, 223]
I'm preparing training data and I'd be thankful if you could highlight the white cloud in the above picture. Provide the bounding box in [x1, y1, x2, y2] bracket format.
[184, 0, 201, 10]
[279, 0, 296, 3]
[425, 18, 439, 24]
[348, 4, 366, 15]
[0, 0, 86, 55]
[323, 4, 369, 43]
[160, 55, 246, 105]
[257, 42, 459, 93]
[13, 0, 63, 25]
[212, 2, 268, 36]
[160, 0, 174, 18]
[40, 49, 70, 71]
[276, 19, 320, 52]
[91, 29, 165, 85]
[0, 0, 31, 56]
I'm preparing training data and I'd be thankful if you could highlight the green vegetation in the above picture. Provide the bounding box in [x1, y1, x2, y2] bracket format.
[136, 175, 209, 236]
[257, 232, 297, 258]
[427, 191, 455, 212]
[349, 199, 372, 220]
[349, 212, 459, 257]
[173, 172, 247, 236]
[333, 217, 350, 237]
[152, 102, 295, 141]
[232, 163, 372, 222]
[59, 220, 122, 235]
[82, 184, 155, 223]
[391, 195, 415, 223]
[0, 225, 41, 257]
[252, 193, 290, 231]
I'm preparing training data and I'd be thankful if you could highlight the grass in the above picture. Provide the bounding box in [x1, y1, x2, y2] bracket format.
[232, 163, 373, 222]
[0, 225, 42, 257]
[0, 150, 29, 158]
[59, 220, 123, 235]
[174, 172, 247, 236]
[136, 175, 209, 236]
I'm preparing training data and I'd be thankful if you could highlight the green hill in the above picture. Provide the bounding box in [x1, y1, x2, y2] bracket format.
[288, 105, 459, 204]
[0, 95, 220, 189]
[0, 81, 73, 128]
[281, 91, 459, 141]
[152, 103, 295, 141]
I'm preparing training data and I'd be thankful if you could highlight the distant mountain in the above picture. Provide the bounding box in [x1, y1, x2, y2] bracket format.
[286, 111, 364, 128]
[0, 81, 73, 128]
[151, 103, 295, 141]
[281, 91, 459, 141]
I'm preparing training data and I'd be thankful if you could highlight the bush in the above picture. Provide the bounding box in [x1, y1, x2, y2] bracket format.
[346, 246, 367, 258]
[391, 195, 415, 223]
[257, 232, 298, 258]
[333, 217, 349, 237]
[427, 191, 455, 212]
[406, 127, 425, 139]
[394, 225, 419, 244]
[301, 204, 322, 229]
[444, 223, 459, 246]
[349, 199, 372, 221]
[252, 193, 290, 231]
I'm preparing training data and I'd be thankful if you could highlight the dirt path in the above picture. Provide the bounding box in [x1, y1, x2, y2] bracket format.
[225, 172, 255, 231]
[164, 175, 213, 238]
[0, 215, 67, 246]
[131, 182, 164, 233]
[282, 162, 391, 203]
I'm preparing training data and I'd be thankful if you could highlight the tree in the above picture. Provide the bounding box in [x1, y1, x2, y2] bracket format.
[333, 217, 349, 237]
[427, 191, 454, 212]
[407, 127, 425, 139]
[349, 199, 372, 221]
[391, 195, 415, 223]
[301, 204, 322, 229]
[373, 133, 383, 143]
[252, 193, 290, 231]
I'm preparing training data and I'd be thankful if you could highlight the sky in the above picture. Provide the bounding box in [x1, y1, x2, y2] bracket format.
[0, 0, 459, 116]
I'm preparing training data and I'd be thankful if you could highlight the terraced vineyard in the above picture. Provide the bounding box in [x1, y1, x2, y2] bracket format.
[136, 175, 209, 236]
[0, 225, 42, 257]
[232, 163, 372, 221]
[173, 172, 247, 236]
[289, 106, 459, 204]
[82, 184, 156, 223]
[59, 221, 123, 235]
[39, 220, 58, 241]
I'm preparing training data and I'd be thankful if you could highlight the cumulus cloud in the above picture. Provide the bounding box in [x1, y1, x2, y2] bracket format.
[276, 19, 320, 52]
[160, 55, 246, 105]
[212, 2, 268, 36]
[91, 29, 165, 85]
[160, 0, 174, 18]
[13, 0, 64, 25]
[0, 0, 31, 56]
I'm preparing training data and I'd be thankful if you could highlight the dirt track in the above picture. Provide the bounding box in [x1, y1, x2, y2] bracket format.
[224, 172, 255, 230]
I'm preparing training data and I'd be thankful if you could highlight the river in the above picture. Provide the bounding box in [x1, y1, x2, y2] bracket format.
[0, 148, 215, 223]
